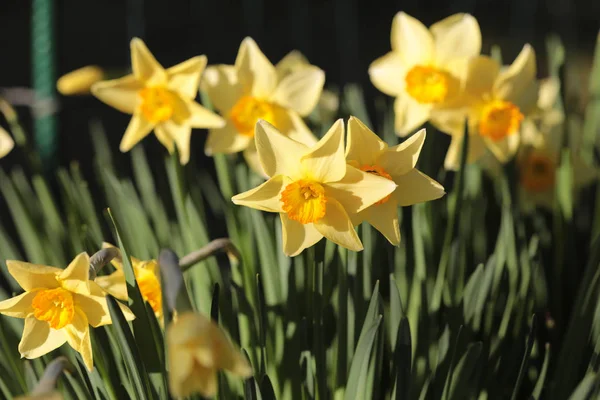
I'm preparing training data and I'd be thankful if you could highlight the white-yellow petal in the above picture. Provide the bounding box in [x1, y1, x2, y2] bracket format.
[314, 198, 362, 251]
[186, 101, 225, 129]
[271, 66, 324, 116]
[346, 117, 387, 165]
[280, 214, 323, 256]
[167, 55, 207, 99]
[235, 37, 277, 98]
[200, 65, 243, 114]
[368, 52, 406, 97]
[463, 56, 500, 97]
[255, 120, 308, 179]
[6, 261, 62, 292]
[394, 94, 431, 136]
[444, 133, 487, 170]
[0, 126, 14, 159]
[493, 44, 537, 102]
[19, 316, 67, 359]
[378, 128, 426, 177]
[64, 310, 93, 371]
[394, 169, 445, 206]
[130, 38, 167, 84]
[0, 291, 37, 318]
[154, 124, 176, 153]
[232, 175, 289, 212]
[300, 119, 346, 183]
[205, 120, 252, 156]
[275, 50, 310, 81]
[120, 113, 155, 152]
[430, 13, 481, 64]
[361, 201, 401, 245]
[391, 12, 434, 66]
[91, 74, 142, 115]
[59, 253, 91, 295]
[484, 134, 520, 163]
[156, 121, 192, 165]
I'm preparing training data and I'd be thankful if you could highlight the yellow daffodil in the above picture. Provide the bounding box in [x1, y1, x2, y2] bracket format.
[91, 38, 225, 164]
[201, 38, 324, 175]
[0, 126, 14, 158]
[15, 393, 62, 400]
[95, 243, 162, 321]
[369, 12, 481, 136]
[0, 253, 135, 371]
[232, 119, 397, 256]
[57, 66, 104, 95]
[435, 45, 538, 170]
[167, 311, 252, 398]
[345, 117, 445, 244]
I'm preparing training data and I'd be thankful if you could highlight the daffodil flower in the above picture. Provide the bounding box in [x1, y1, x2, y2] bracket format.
[201, 37, 324, 175]
[0, 253, 135, 371]
[435, 45, 538, 170]
[95, 243, 162, 321]
[91, 38, 225, 164]
[369, 12, 481, 136]
[0, 126, 14, 158]
[345, 117, 445, 244]
[232, 119, 397, 256]
[167, 311, 252, 398]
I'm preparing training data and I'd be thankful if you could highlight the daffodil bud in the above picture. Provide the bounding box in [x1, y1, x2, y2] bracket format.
[14, 356, 70, 399]
[56, 66, 104, 96]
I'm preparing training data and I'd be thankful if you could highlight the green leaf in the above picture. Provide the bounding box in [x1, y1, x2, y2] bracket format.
[344, 316, 382, 400]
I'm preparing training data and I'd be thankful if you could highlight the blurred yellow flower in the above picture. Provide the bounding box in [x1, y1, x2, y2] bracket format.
[14, 393, 62, 400]
[345, 117, 445, 245]
[232, 119, 397, 256]
[369, 13, 481, 136]
[91, 38, 224, 164]
[0, 253, 135, 371]
[95, 243, 162, 321]
[167, 311, 252, 398]
[0, 126, 14, 159]
[201, 37, 324, 175]
[56, 66, 104, 95]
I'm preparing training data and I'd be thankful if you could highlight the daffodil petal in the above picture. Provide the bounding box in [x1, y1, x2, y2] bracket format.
[325, 165, 397, 214]
[59, 253, 91, 296]
[76, 292, 134, 327]
[205, 120, 252, 155]
[200, 65, 243, 114]
[463, 56, 500, 97]
[6, 261, 62, 291]
[314, 197, 362, 251]
[19, 316, 67, 359]
[346, 116, 387, 165]
[300, 119, 346, 183]
[277, 109, 318, 146]
[394, 169, 445, 206]
[538, 77, 560, 110]
[378, 128, 426, 177]
[255, 120, 308, 178]
[0, 127, 14, 159]
[130, 38, 167, 84]
[64, 309, 93, 370]
[94, 270, 128, 301]
[120, 113, 155, 152]
[391, 12, 434, 66]
[154, 124, 176, 153]
[271, 66, 324, 116]
[243, 144, 269, 178]
[493, 44, 536, 102]
[275, 50, 310, 81]
[0, 291, 37, 318]
[484, 133, 520, 163]
[186, 101, 225, 129]
[91, 74, 142, 114]
[444, 133, 487, 170]
[362, 201, 401, 245]
[394, 94, 430, 136]
[280, 214, 323, 256]
[231, 175, 289, 212]
[430, 14, 481, 63]
[235, 37, 277, 98]
[368, 52, 406, 97]
[157, 121, 192, 165]
[167, 55, 207, 99]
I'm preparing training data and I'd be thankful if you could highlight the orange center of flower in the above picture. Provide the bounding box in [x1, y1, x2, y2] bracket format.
[478, 100, 524, 141]
[139, 86, 177, 123]
[359, 164, 394, 204]
[280, 180, 327, 224]
[32, 288, 75, 330]
[405, 65, 452, 104]
[136, 265, 162, 315]
[229, 96, 277, 137]
[520, 152, 556, 193]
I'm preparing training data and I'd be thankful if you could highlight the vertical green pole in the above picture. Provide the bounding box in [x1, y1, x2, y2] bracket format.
[32, 0, 58, 171]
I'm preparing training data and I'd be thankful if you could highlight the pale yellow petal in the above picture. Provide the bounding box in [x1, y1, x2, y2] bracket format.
[59, 253, 91, 295]
[231, 175, 289, 212]
[271, 66, 324, 116]
[484, 134, 520, 164]
[275, 50, 310, 81]
[130, 38, 166, 84]
[205, 119, 252, 155]
[255, 119, 308, 178]
[235, 37, 277, 98]
[394, 94, 430, 136]
[463, 56, 500, 97]
[280, 214, 323, 256]
[314, 197, 362, 251]
[0, 126, 14, 158]
[157, 121, 192, 165]
[391, 12, 434, 66]
[512, 80, 540, 115]
[493, 44, 537, 101]
[325, 165, 397, 214]
[361, 200, 401, 245]
[378, 128, 426, 177]
[394, 169, 445, 206]
[154, 124, 175, 153]
[0, 291, 37, 318]
[120, 113, 155, 152]
[430, 14, 481, 64]
[300, 119, 346, 183]
[95, 270, 128, 301]
[538, 77, 560, 110]
[368, 52, 406, 97]
[19, 316, 67, 359]
[64, 310, 93, 371]
[6, 261, 61, 291]
[91, 74, 142, 114]
[430, 107, 470, 137]
[444, 133, 487, 170]
[167, 55, 206, 99]
[278, 109, 318, 146]
[346, 116, 387, 165]
[76, 293, 134, 327]
[200, 65, 243, 114]
[186, 101, 225, 129]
